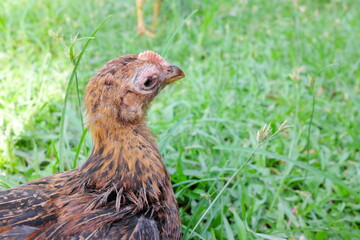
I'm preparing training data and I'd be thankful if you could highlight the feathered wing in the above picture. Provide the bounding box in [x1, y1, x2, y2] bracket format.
[0, 187, 52, 239]
[0, 172, 73, 239]
[0, 225, 39, 240]
[29, 210, 160, 240]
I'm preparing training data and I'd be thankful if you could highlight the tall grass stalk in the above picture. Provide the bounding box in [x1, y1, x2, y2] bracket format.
[58, 16, 111, 171]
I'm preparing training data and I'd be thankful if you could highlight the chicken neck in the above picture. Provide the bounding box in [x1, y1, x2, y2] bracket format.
[77, 122, 168, 196]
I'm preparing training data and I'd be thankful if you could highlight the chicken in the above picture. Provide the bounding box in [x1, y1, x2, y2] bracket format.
[0, 50, 184, 240]
[136, 0, 161, 37]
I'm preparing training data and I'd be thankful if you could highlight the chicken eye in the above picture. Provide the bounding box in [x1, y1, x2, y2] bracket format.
[144, 78, 153, 87]
[143, 75, 158, 89]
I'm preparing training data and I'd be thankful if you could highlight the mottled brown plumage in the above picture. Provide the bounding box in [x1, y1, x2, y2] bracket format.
[0, 51, 184, 239]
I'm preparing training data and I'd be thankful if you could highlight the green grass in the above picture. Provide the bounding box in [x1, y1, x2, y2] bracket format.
[1, 0, 360, 239]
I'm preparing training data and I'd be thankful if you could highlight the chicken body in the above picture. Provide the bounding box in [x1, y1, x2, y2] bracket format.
[0, 51, 184, 239]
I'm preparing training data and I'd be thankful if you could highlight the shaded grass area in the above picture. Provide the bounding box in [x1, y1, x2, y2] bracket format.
[1, 0, 359, 239]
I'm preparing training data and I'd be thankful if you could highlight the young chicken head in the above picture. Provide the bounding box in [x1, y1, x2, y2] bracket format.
[84, 51, 184, 127]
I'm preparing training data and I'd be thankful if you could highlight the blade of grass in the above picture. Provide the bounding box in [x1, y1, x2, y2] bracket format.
[182, 225, 207, 240]
[305, 76, 316, 163]
[69, 35, 85, 132]
[173, 177, 227, 188]
[231, 209, 248, 240]
[161, 10, 198, 57]
[222, 215, 235, 240]
[304, 75, 316, 182]
[51, 141, 60, 174]
[0, 177, 18, 189]
[251, 232, 286, 240]
[174, 177, 228, 198]
[74, 72, 84, 132]
[72, 129, 88, 169]
[32, 140, 39, 175]
[58, 16, 111, 172]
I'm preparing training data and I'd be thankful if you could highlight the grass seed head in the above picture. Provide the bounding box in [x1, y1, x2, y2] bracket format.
[278, 120, 292, 133]
[289, 66, 305, 82]
[257, 123, 271, 143]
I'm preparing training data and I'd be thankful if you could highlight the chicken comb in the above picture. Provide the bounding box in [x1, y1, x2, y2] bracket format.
[138, 50, 165, 64]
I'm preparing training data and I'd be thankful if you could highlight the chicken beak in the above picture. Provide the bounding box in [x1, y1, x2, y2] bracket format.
[165, 65, 185, 84]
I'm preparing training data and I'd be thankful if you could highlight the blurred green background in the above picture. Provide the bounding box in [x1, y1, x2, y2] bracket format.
[0, 0, 359, 239]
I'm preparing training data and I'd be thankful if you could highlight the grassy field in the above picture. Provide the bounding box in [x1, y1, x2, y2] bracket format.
[1, 0, 360, 239]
